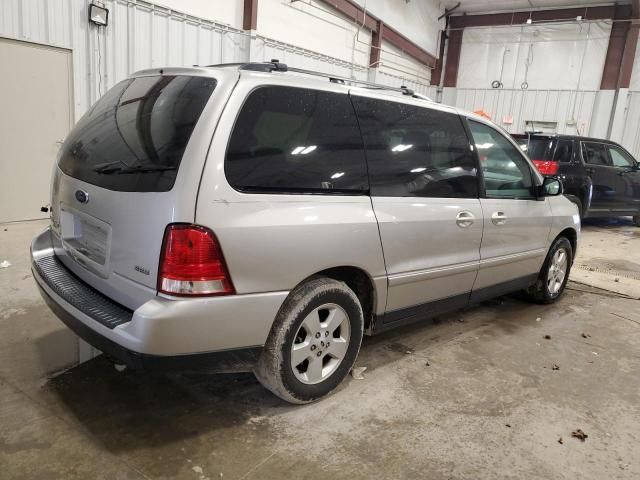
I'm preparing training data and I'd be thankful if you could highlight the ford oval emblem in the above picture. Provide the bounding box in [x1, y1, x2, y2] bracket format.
[75, 190, 89, 204]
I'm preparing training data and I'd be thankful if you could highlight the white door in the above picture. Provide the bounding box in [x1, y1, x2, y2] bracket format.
[465, 119, 552, 300]
[0, 38, 73, 222]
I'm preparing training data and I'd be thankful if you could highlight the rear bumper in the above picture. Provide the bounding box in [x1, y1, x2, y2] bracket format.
[31, 228, 288, 372]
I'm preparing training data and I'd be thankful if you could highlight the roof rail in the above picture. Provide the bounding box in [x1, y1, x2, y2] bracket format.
[204, 60, 433, 101]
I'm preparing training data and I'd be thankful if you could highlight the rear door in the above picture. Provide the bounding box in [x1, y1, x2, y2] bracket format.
[606, 144, 640, 212]
[581, 141, 624, 213]
[466, 120, 552, 299]
[50, 69, 237, 309]
[351, 93, 483, 323]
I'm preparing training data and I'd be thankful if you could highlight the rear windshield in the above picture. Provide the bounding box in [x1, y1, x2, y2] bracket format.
[514, 136, 555, 161]
[58, 75, 216, 192]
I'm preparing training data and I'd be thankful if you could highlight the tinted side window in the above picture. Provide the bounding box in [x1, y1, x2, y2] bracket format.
[608, 145, 636, 167]
[468, 121, 534, 199]
[582, 142, 610, 166]
[553, 139, 574, 163]
[352, 96, 477, 198]
[225, 86, 367, 194]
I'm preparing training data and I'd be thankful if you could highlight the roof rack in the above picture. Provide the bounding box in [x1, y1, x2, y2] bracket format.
[204, 60, 432, 101]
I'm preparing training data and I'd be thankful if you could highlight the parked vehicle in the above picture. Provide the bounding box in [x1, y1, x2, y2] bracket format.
[31, 62, 579, 403]
[513, 133, 640, 225]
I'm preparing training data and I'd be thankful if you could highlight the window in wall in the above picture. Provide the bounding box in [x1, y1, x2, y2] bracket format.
[225, 86, 368, 194]
[351, 96, 477, 198]
[468, 120, 534, 199]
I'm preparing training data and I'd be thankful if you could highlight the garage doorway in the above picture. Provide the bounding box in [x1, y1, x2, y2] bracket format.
[0, 37, 73, 223]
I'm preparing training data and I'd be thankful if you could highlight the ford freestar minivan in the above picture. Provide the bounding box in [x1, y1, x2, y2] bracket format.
[31, 61, 579, 403]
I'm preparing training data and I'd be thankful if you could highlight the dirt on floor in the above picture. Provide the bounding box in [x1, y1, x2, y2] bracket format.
[0, 219, 639, 480]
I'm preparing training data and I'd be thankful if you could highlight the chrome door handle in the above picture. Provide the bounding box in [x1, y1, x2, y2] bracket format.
[456, 211, 475, 228]
[491, 211, 507, 225]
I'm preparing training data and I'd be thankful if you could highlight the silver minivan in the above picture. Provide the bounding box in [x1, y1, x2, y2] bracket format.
[31, 61, 579, 403]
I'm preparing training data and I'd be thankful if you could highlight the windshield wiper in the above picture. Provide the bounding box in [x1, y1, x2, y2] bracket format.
[93, 161, 176, 174]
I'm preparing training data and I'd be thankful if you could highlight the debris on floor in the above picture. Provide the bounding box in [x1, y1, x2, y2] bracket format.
[425, 361, 430, 367]
[571, 429, 588, 441]
[0, 260, 11, 268]
[543, 334, 551, 340]
[536, 317, 541, 322]
[558, 437, 563, 444]
[387, 342, 415, 355]
[552, 364, 560, 371]
[351, 366, 367, 380]
[505, 424, 511, 428]
[581, 333, 591, 338]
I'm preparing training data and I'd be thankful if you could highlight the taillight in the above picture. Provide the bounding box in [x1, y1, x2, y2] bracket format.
[158, 224, 234, 297]
[532, 160, 559, 176]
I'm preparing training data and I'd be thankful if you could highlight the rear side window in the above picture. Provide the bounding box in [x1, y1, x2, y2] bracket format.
[553, 139, 574, 163]
[582, 142, 610, 166]
[58, 75, 216, 192]
[225, 86, 368, 194]
[516, 137, 554, 161]
[351, 96, 477, 198]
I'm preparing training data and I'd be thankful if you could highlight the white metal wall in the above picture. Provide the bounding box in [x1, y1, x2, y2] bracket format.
[452, 88, 598, 136]
[619, 91, 640, 159]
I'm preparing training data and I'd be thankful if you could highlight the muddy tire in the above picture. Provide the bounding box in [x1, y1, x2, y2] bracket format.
[254, 277, 364, 404]
[525, 236, 573, 304]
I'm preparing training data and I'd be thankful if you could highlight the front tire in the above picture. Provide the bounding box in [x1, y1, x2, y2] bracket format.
[254, 277, 364, 404]
[525, 236, 573, 304]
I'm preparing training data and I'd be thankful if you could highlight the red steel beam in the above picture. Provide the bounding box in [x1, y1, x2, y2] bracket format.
[369, 20, 383, 67]
[601, 4, 637, 89]
[319, 0, 436, 68]
[243, 0, 258, 30]
[449, 6, 616, 29]
[443, 28, 462, 87]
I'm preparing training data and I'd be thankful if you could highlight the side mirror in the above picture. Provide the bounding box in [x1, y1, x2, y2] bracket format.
[541, 177, 563, 196]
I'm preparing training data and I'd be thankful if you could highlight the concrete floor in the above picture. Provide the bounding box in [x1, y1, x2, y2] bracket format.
[1, 219, 639, 479]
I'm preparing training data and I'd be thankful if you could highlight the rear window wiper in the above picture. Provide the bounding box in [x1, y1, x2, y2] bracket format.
[93, 161, 177, 174]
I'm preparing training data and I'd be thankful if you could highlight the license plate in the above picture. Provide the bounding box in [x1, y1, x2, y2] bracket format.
[59, 206, 110, 266]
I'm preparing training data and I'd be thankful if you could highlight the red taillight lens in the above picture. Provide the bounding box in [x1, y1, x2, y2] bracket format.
[532, 160, 559, 176]
[158, 224, 234, 297]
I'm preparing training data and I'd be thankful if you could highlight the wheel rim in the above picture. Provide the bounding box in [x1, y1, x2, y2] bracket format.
[547, 247, 568, 296]
[290, 303, 351, 385]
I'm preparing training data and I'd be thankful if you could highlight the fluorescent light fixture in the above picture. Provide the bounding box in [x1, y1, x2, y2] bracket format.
[301, 145, 316, 154]
[291, 146, 305, 155]
[410, 167, 426, 173]
[89, 3, 109, 26]
[330, 172, 344, 179]
[391, 144, 413, 152]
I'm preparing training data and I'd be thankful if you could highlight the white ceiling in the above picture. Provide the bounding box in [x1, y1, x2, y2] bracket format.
[441, 0, 622, 15]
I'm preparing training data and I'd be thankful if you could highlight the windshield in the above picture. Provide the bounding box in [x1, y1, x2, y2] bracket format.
[58, 75, 216, 192]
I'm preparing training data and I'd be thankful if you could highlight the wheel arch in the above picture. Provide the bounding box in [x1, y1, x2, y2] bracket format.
[298, 266, 377, 332]
[555, 227, 578, 262]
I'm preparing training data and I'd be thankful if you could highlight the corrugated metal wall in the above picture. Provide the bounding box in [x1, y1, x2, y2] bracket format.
[619, 91, 640, 159]
[0, 0, 432, 122]
[452, 88, 598, 136]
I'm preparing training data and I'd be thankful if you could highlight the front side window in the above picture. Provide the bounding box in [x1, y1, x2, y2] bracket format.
[468, 121, 534, 199]
[225, 86, 367, 194]
[58, 75, 217, 192]
[351, 96, 477, 198]
[582, 142, 610, 166]
[608, 145, 636, 168]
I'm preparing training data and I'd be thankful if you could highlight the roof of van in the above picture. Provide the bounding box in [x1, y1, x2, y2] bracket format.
[132, 61, 491, 122]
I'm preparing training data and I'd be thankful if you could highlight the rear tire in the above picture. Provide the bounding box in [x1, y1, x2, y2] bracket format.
[525, 236, 573, 304]
[254, 277, 364, 404]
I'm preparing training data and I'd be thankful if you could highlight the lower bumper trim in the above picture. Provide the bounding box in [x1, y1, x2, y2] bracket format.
[35, 276, 263, 373]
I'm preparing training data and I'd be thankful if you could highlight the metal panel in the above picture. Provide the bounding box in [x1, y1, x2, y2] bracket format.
[620, 91, 640, 159]
[450, 88, 598, 135]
